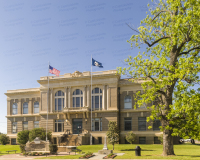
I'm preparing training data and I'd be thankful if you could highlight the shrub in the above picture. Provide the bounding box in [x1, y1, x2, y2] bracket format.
[29, 128, 52, 142]
[49, 144, 58, 154]
[125, 131, 136, 144]
[0, 134, 10, 145]
[107, 153, 114, 158]
[17, 130, 29, 144]
[19, 144, 26, 153]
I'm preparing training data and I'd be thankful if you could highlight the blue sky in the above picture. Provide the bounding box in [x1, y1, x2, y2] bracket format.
[0, 0, 151, 133]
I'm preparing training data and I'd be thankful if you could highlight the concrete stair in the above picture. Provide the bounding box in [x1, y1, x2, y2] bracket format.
[60, 134, 80, 146]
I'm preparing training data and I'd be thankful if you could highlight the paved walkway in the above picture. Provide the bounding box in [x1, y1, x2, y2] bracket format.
[0, 153, 173, 160]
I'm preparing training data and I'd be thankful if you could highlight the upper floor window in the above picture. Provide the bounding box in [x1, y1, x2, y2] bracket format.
[55, 91, 64, 111]
[73, 89, 83, 108]
[12, 103, 18, 115]
[34, 102, 39, 113]
[12, 122, 17, 133]
[124, 95, 132, 109]
[23, 102, 28, 114]
[92, 88, 102, 110]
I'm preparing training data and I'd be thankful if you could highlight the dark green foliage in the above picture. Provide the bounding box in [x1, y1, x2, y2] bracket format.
[29, 128, 52, 142]
[19, 144, 26, 153]
[106, 121, 120, 150]
[17, 130, 29, 144]
[49, 144, 58, 153]
[0, 134, 10, 145]
[125, 131, 136, 144]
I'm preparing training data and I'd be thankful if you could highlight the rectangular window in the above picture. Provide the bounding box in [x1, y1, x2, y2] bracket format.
[98, 137, 102, 144]
[124, 117, 132, 131]
[34, 121, 39, 128]
[139, 137, 146, 144]
[92, 118, 102, 131]
[138, 117, 146, 131]
[23, 121, 28, 130]
[12, 122, 17, 133]
[153, 120, 161, 131]
[154, 137, 161, 144]
[55, 120, 64, 132]
[11, 139, 17, 145]
[124, 96, 132, 109]
[58, 98, 62, 111]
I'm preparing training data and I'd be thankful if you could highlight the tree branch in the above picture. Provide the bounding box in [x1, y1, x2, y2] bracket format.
[151, 10, 172, 22]
[179, 46, 200, 56]
[144, 36, 170, 47]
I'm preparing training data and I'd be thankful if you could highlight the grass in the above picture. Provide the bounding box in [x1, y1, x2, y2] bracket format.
[1, 144, 200, 159]
[0, 145, 20, 155]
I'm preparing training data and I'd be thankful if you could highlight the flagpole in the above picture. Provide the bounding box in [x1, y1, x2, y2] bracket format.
[90, 55, 92, 145]
[46, 61, 49, 141]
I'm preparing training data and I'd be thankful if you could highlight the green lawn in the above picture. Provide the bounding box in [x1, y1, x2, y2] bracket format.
[0, 145, 20, 154]
[1, 144, 200, 159]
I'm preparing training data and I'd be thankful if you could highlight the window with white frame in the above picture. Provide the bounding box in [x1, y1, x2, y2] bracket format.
[55, 91, 64, 111]
[12, 122, 17, 133]
[92, 118, 102, 131]
[23, 121, 28, 130]
[34, 102, 39, 113]
[73, 89, 83, 107]
[34, 121, 39, 128]
[124, 95, 132, 109]
[12, 103, 18, 115]
[55, 120, 64, 132]
[92, 88, 102, 110]
[23, 102, 28, 114]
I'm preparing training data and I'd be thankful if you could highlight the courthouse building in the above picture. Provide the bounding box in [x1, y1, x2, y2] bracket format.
[5, 70, 162, 145]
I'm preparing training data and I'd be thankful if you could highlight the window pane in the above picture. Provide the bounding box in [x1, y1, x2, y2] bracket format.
[23, 122, 28, 130]
[34, 102, 39, 113]
[73, 97, 75, 107]
[23, 102, 28, 114]
[92, 96, 94, 110]
[95, 96, 99, 110]
[81, 97, 83, 107]
[95, 121, 99, 131]
[12, 103, 18, 115]
[34, 121, 39, 128]
[58, 123, 62, 132]
[55, 123, 57, 132]
[58, 98, 62, 110]
[76, 97, 80, 107]
[153, 120, 161, 131]
[12, 122, 17, 133]
[100, 95, 102, 110]
[124, 96, 132, 109]
[100, 89, 102, 93]
[138, 117, 146, 131]
[124, 118, 132, 131]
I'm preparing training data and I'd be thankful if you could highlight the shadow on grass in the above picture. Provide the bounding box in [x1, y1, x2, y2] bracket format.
[176, 155, 200, 158]
[121, 149, 155, 151]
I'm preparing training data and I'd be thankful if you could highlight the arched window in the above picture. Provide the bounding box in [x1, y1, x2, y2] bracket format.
[124, 95, 132, 109]
[12, 103, 18, 115]
[34, 102, 39, 113]
[55, 91, 64, 111]
[73, 89, 83, 107]
[23, 102, 28, 114]
[92, 88, 102, 110]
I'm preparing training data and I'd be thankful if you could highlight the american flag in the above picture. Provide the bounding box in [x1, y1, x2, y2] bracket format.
[49, 65, 60, 76]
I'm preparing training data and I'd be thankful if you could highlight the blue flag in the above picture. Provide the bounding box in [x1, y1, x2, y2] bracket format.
[92, 58, 103, 68]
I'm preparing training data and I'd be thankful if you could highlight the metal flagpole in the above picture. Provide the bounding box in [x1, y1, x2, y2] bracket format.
[90, 55, 92, 145]
[46, 62, 49, 141]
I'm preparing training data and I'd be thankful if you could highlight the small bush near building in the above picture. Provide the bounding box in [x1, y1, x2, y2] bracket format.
[49, 144, 58, 154]
[29, 128, 52, 142]
[17, 130, 29, 144]
[125, 131, 136, 144]
[0, 134, 10, 145]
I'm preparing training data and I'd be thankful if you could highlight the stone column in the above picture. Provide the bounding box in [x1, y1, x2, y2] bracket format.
[87, 85, 90, 108]
[7, 100, 11, 116]
[83, 86, 86, 107]
[65, 88, 68, 108]
[102, 85, 107, 110]
[68, 87, 71, 108]
[107, 85, 110, 109]
[28, 98, 32, 114]
[18, 99, 22, 115]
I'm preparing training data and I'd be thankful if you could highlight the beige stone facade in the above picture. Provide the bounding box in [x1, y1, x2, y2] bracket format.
[5, 70, 163, 145]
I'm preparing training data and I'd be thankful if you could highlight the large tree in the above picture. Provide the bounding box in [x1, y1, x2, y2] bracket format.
[118, 0, 200, 156]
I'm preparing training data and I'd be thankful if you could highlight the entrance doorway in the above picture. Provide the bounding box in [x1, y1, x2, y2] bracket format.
[73, 119, 82, 134]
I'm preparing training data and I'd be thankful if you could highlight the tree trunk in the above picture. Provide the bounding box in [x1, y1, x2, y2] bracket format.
[162, 129, 175, 156]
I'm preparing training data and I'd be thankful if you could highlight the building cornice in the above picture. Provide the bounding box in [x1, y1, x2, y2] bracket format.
[5, 88, 40, 96]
